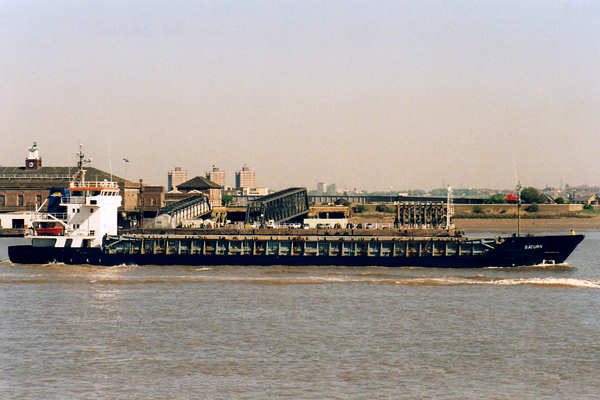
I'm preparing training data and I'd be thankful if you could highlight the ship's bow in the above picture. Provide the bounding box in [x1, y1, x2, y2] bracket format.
[547, 234, 585, 264]
[497, 234, 585, 267]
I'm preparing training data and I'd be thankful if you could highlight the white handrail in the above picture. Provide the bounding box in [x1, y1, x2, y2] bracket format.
[69, 180, 119, 189]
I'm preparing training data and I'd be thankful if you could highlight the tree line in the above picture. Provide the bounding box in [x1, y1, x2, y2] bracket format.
[485, 187, 566, 204]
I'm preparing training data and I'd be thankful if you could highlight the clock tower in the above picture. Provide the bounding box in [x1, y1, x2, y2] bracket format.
[25, 142, 42, 170]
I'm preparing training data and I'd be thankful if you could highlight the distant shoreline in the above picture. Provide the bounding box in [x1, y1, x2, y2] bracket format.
[454, 216, 600, 233]
[351, 213, 600, 233]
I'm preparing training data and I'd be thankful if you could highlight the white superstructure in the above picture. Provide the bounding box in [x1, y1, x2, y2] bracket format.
[27, 150, 122, 248]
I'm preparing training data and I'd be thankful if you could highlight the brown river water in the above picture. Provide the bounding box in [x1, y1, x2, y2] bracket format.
[1, 232, 600, 399]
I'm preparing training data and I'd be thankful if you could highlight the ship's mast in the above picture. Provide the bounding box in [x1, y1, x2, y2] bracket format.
[75, 144, 91, 185]
[516, 181, 522, 237]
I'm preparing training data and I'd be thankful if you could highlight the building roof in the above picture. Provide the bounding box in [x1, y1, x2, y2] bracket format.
[0, 166, 135, 188]
[177, 176, 222, 190]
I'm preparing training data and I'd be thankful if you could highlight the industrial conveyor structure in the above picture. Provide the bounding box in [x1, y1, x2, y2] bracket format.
[245, 188, 309, 225]
[394, 202, 448, 229]
[157, 195, 211, 227]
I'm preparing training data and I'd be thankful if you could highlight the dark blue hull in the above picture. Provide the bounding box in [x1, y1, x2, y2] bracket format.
[8, 235, 584, 268]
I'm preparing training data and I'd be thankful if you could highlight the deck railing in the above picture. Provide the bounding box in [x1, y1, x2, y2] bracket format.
[69, 181, 119, 189]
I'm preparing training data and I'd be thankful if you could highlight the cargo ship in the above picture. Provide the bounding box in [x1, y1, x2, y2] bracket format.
[8, 167, 584, 268]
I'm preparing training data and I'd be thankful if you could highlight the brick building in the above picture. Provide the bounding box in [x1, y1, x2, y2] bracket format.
[173, 176, 222, 207]
[0, 144, 165, 226]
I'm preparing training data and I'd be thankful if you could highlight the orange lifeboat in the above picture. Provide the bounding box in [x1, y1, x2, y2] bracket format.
[35, 224, 64, 236]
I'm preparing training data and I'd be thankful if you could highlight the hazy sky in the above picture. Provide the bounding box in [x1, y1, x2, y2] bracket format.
[2, 0, 599, 190]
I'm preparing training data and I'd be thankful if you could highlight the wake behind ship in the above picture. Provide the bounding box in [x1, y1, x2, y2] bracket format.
[7, 156, 584, 268]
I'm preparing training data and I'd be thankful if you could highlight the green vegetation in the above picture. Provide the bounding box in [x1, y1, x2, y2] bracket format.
[457, 214, 569, 219]
[554, 197, 566, 204]
[429, 188, 448, 196]
[485, 193, 506, 204]
[335, 199, 350, 206]
[353, 204, 367, 213]
[222, 194, 233, 206]
[520, 187, 546, 204]
[524, 204, 539, 212]
[472, 205, 484, 214]
[375, 204, 395, 213]
[582, 205, 600, 214]
[582, 204, 598, 211]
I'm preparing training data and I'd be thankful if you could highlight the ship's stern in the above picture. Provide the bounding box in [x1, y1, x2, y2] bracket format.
[8, 245, 59, 264]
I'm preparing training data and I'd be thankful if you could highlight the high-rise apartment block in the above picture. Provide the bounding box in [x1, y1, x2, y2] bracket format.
[235, 166, 256, 189]
[167, 167, 188, 192]
[206, 166, 226, 188]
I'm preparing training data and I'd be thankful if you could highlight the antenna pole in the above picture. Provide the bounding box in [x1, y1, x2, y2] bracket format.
[77, 144, 82, 170]
[108, 137, 113, 182]
[516, 181, 522, 237]
[76, 144, 89, 185]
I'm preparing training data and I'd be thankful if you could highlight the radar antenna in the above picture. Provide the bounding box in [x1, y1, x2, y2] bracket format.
[75, 144, 92, 184]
